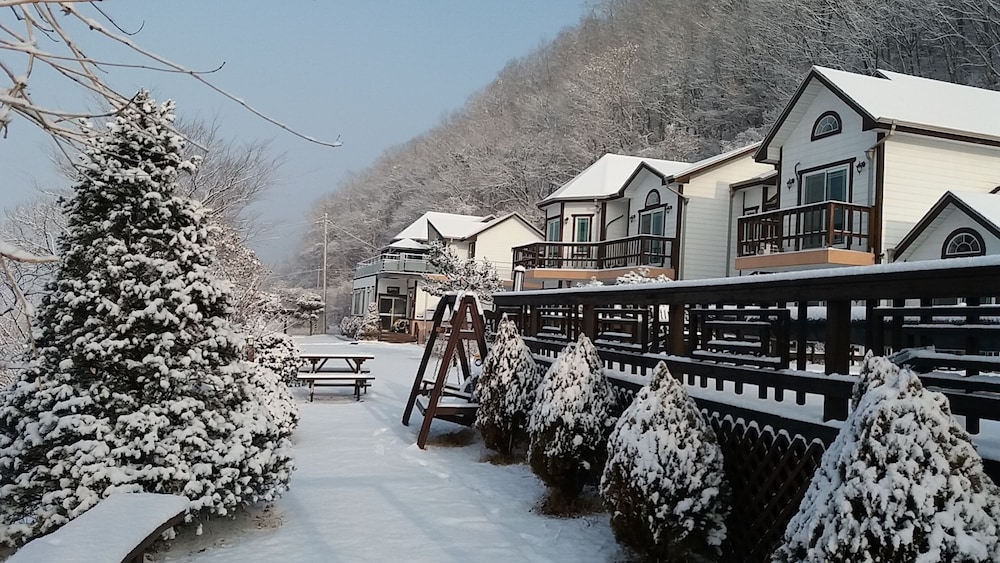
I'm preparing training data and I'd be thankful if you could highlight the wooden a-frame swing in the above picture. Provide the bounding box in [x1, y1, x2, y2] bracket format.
[401, 293, 489, 449]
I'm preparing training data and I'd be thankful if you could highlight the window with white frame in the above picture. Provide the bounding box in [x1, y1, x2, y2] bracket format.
[942, 228, 985, 259]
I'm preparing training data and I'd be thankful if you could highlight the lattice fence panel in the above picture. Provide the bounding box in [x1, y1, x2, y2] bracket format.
[707, 413, 826, 562]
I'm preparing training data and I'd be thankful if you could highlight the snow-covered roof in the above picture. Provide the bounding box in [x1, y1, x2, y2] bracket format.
[757, 66, 1000, 162]
[730, 169, 778, 191]
[540, 154, 690, 205]
[669, 143, 761, 184]
[456, 212, 543, 240]
[387, 238, 428, 251]
[392, 212, 489, 242]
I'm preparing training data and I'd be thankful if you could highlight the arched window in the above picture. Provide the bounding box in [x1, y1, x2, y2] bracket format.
[644, 189, 660, 208]
[811, 111, 842, 141]
[941, 228, 985, 259]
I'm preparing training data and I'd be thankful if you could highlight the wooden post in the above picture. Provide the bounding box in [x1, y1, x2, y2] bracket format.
[824, 299, 850, 421]
[668, 303, 685, 356]
[967, 296, 981, 377]
[865, 299, 879, 356]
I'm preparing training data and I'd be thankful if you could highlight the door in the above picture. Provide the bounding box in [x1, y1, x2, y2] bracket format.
[378, 295, 408, 332]
[639, 208, 665, 265]
[573, 216, 592, 267]
[801, 167, 847, 249]
[545, 217, 561, 267]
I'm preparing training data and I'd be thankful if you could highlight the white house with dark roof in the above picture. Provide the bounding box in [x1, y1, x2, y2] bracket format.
[351, 211, 541, 337]
[513, 148, 771, 287]
[735, 66, 1000, 274]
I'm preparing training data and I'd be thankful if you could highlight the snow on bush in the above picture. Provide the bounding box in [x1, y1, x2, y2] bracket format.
[0, 91, 295, 547]
[357, 302, 381, 340]
[773, 354, 1000, 562]
[255, 332, 301, 386]
[475, 315, 541, 457]
[422, 241, 503, 305]
[601, 361, 729, 562]
[528, 334, 617, 498]
[339, 315, 362, 339]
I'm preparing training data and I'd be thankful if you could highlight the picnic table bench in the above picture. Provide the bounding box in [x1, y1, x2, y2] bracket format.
[297, 352, 375, 401]
[9, 492, 189, 563]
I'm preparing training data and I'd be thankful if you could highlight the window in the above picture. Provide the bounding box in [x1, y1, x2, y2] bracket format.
[545, 217, 561, 241]
[763, 185, 779, 212]
[573, 216, 592, 243]
[645, 190, 661, 208]
[468, 241, 476, 258]
[801, 165, 849, 249]
[811, 111, 842, 140]
[803, 167, 848, 204]
[942, 228, 985, 259]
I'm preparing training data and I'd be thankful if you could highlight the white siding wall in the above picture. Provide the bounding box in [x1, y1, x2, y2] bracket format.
[605, 199, 630, 240]
[622, 169, 679, 238]
[779, 88, 877, 209]
[882, 135, 1000, 254]
[680, 157, 773, 279]
[897, 209, 1000, 262]
[473, 219, 543, 279]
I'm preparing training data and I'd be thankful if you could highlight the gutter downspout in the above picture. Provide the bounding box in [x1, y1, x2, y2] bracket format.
[663, 177, 691, 280]
[865, 121, 896, 262]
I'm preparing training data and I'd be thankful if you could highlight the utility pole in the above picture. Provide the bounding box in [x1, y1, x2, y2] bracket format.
[322, 212, 329, 334]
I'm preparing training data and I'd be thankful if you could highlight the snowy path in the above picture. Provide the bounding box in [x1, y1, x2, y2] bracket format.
[159, 338, 621, 563]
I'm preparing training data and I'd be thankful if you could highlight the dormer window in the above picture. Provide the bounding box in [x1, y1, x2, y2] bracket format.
[811, 111, 842, 140]
[942, 228, 985, 259]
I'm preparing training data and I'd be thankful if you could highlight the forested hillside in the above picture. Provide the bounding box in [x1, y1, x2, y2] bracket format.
[289, 0, 1000, 315]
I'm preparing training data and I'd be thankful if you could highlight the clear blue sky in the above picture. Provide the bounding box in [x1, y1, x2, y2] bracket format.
[0, 1, 594, 263]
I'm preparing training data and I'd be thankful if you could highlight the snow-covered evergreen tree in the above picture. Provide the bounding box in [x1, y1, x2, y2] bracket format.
[774, 355, 1000, 562]
[0, 91, 294, 547]
[422, 241, 502, 305]
[358, 302, 381, 340]
[601, 361, 729, 562]
[475, 315, 541, 458]
[528, 334, 617, 499]
[255, 331, 301, 386]
[339, 315, 362, 339]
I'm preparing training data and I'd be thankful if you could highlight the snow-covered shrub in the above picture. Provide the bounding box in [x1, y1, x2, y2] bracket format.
[601, 361, 729, 562]
[357, 302, 381, 340]
[475, 315, 541, 458]
[245, 360, 299, 440]
[339, 315, 362, 338]
[0, 92, 294, 547]
[528, 334, 617, 499]
[773, 355, 1000, 562]
[615, 266, 671, 285]
[255, 332, 301, 386]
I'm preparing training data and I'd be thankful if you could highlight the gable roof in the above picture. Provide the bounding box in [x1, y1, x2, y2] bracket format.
[457, 212, 544, 241]
[893, 191, 1000, 258]
[756, 66, 1000, 162]
[669, 143, 761, 184]
[392, 212, 490, 242]
[386, 238, 428, 251]
[539, 154, 690, 206]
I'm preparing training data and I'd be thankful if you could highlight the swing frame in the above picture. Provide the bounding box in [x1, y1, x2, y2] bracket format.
[401, 293, 489, 449]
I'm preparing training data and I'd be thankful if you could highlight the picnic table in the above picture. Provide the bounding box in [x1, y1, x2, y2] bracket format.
[297, 352, 375, 401]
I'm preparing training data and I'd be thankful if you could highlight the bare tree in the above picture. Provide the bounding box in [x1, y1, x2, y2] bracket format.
[0, 1, 340, 148]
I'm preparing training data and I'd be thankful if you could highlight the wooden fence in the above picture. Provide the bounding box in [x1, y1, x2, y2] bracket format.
[493, 255, 1000, 561]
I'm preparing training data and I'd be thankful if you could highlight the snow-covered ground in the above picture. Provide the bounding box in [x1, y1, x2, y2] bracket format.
[156, 336, 622, 562]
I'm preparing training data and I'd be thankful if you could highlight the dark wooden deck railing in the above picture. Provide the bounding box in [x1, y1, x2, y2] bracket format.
[494, 255, 1000, 433]
[737, 201, 874, 257]
[511, 234, 675, 270]
[494, 257, 1000, 561]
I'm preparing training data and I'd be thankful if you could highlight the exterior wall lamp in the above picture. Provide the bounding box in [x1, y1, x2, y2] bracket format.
[786, 178, 796, 189]
[856, 160, 866, 174]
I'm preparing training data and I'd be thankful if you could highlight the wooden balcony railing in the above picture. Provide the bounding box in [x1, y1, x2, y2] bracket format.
[737, 201, 874, 257]
[512, 234, 675, 270]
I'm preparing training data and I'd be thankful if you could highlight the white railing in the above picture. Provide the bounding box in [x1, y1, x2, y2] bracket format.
[354, 253, 433, 278]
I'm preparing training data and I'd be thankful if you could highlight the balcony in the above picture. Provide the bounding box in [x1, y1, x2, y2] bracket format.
[354, 252, 433, 279]
[512, 235, 675, 278]
[736, 201, 875, 271]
